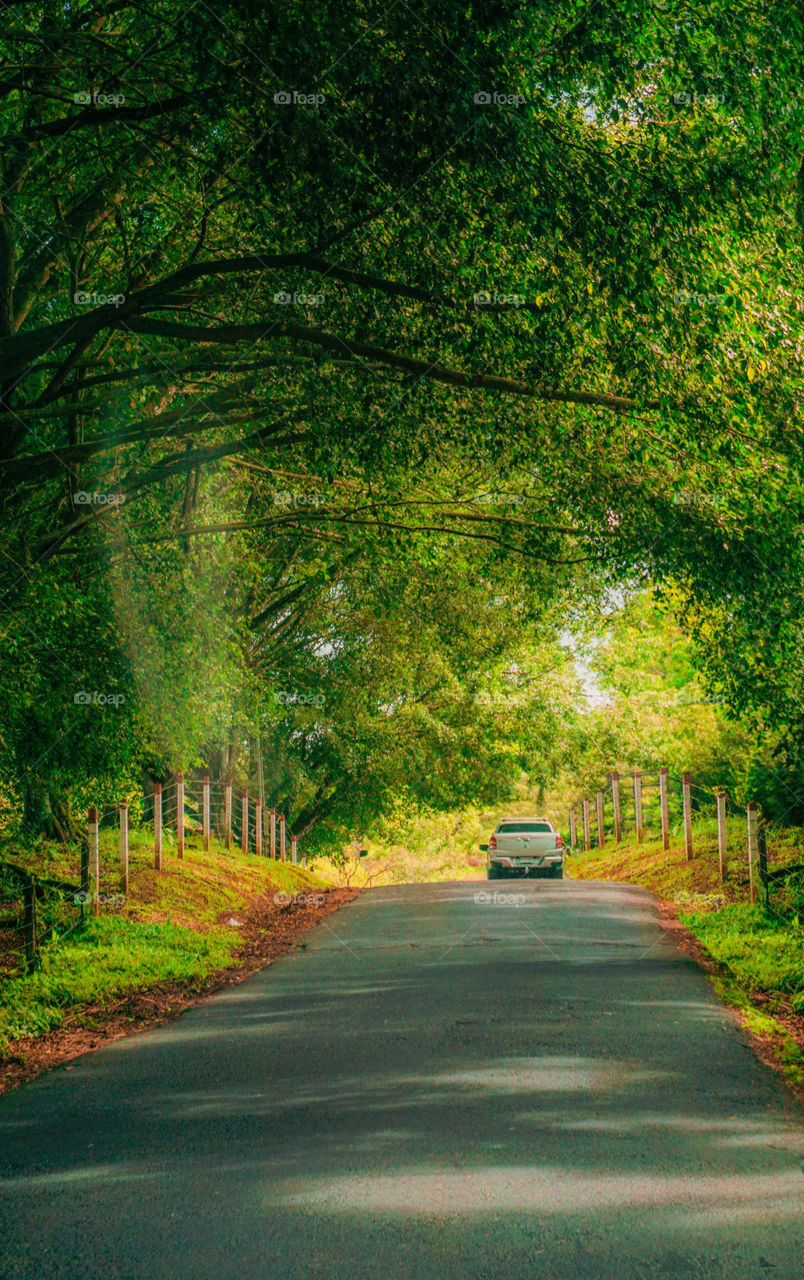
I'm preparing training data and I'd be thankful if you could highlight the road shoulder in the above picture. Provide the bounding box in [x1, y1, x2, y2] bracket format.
[653, 893, 804, 1109]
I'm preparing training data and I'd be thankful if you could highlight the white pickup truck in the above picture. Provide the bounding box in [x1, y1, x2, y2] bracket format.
[480, 817, 564, 879]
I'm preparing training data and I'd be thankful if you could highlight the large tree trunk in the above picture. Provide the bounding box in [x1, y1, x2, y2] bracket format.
[292, 785, 337, 836]
[22, 782, 83, 841]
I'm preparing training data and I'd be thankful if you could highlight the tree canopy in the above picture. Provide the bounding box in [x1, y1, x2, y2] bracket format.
[2, 1, 804, 840]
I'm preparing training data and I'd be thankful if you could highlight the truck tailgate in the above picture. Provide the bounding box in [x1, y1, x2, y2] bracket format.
[494, 833, 557, 857]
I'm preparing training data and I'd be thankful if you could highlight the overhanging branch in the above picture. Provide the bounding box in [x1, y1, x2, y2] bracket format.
[124, 318, 662, 412]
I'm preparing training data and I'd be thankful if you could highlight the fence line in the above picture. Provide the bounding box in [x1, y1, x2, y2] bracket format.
[0, 861, 100, 978]
[0, 771, 308, 977]
[568, 764, 802, 924]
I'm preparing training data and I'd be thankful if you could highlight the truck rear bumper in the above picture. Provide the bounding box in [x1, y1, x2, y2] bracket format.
[493, 855, 563, 869]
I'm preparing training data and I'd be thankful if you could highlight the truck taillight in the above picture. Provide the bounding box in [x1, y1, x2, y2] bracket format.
[489, 834, 497, 850]
[556, 833, 564, 849]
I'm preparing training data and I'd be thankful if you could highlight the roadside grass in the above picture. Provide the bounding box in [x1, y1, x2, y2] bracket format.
[683, 905, 804, 1013]
[569, 822, 804, 1088]
[0, 831, 330, 1051]
[0, 917, 236, 1048]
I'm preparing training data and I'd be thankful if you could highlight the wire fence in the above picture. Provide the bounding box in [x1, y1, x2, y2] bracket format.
[0, 773, 305, 977]
[0, 862, 90, 979]
[568, 769, 803, 927]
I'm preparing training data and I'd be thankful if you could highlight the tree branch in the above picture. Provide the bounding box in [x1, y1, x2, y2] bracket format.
[124, 318, 662, 412]
[13, 94, 193, 142]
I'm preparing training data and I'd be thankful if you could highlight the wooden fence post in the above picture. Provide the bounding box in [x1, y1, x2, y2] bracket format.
[659, 767, 670, 850]
[269, 807, 277, 859]
[23, 876, 36, 974]
[80, 826, 90, 893]
[241, 791, 249, 855]
[747, 803, 758, 904]
[682, 772, 693, 861]
[291, 835, 298, 866]
[596, 791, 605, 848]
[634, 770, 644, 844]
[224, 778, 232, 850]
[582, 797, 591, 851]
[256, 799, 263, 856]
[119, 803, 129, 895]
[154, 782, 162, 870]
[88, 806, 99, 916]
[611, 771, 622, 843]
[569, 807, 577, 848]
[176, 774, 184, 859]
[202, 774, 211, 852]
[716, 788, 727, 884]
[280, 813, 286, 862]
[757, 822, 769, 908]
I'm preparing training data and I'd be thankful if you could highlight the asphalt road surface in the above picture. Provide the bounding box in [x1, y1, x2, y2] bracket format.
[1, 879, 803, 1279]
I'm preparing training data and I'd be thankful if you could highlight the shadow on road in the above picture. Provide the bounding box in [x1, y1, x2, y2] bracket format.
[1, 881, 802, 1279]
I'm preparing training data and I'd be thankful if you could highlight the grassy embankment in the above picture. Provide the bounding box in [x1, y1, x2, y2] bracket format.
[569, 816, 804, 1088]
[0, 828, 328, 1051]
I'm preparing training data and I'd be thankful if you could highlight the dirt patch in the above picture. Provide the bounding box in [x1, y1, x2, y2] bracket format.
[654, 895, 804, 1110]
[0, 888, 358, 1095]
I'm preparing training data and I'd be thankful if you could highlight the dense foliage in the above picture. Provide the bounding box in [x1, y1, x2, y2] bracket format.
[1, 2, 803, 840]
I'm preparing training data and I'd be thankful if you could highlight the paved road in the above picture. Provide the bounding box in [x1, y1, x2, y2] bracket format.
[1, 879, 802, 1279]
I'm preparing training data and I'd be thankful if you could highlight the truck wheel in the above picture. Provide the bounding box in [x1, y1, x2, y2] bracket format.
[487, 864, 502, 880]
[551, 865, 564, 879]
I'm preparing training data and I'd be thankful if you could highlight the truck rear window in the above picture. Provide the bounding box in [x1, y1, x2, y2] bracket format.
[496, 822, 552, 833]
